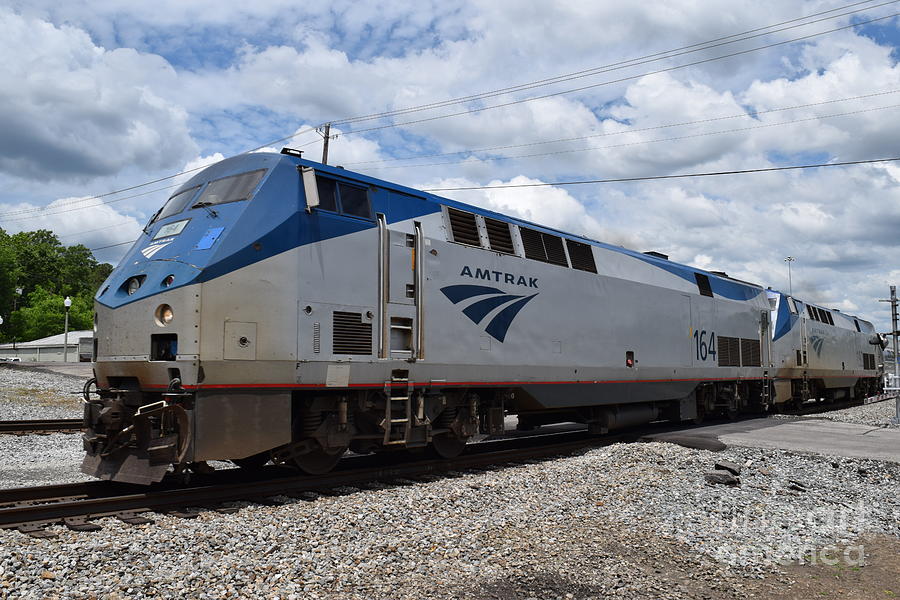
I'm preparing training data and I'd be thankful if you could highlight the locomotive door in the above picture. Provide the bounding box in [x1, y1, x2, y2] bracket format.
[377, 214, 425, 359]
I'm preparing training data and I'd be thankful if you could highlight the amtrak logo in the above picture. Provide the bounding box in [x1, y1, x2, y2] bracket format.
[441, 284, 538, 342]
[810, 335, 824, 357]
[141, 240, 172, 258]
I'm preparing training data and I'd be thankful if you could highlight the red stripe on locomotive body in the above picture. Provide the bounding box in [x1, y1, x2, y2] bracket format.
[142, 376, 769, 391]
[141, 373, 871, 392]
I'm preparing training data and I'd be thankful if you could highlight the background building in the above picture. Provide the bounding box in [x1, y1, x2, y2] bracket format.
[0, 331, 92, 362]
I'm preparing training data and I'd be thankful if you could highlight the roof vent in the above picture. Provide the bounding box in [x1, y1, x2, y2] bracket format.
[643, 251, 668, 260]
[281, 147, 303, 156]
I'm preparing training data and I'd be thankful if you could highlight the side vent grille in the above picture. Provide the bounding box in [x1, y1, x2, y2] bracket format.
[520, 227, 546, 261]
[332, 311, 372, 355]
[863, 353, 875, 370]
[520, 227, 568, 267]
[447, 208, 480, 246]
[543, 235, 567, 266]
[313, 322, 321, 354]
[717, 336, 740, 367]
[695, 273, 713, 297]
[566, 239, 597, 273]
[740, 338, 761, 367]
[484, 217, 514, 254]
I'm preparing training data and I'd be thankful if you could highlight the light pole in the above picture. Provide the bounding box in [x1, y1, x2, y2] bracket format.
[13, 287, 22, 311]
[63, 296, 72, 363]
[784, 256, 795, 296]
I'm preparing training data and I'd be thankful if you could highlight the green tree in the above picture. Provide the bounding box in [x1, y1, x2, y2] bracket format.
[8, 230, 62, 297]
[0, 228, 111, 342]
[0, 229, 15, 327]
[11, 287, 93, 342]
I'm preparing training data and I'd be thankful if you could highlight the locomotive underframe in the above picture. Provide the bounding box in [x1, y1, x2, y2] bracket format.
[81, 370, 884, 484]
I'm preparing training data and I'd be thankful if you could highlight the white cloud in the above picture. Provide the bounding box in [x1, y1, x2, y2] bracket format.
[0, 9, 196, 181]
[0, 196, 141, 260]
[173, 153, 226, 188]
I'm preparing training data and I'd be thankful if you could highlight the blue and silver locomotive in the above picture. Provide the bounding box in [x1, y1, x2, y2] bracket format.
[83, 149, 884, 483]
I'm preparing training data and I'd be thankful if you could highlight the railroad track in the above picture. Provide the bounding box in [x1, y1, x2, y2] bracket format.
[0, 418, 84, 435]
[0, 429, 631, 537]
[1, 393, 894, 537]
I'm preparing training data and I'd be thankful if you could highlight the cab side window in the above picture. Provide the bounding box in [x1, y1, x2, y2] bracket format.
[316, 177, 372, 219]
[316, 178, 338, 212]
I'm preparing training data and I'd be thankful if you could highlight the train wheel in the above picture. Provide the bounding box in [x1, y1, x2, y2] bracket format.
[431, 433, 468, 459]
[232, 451, 270, 470]
[292, 446, 347, 475]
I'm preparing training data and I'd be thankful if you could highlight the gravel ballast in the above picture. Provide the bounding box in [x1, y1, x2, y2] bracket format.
[0, 433, 91, 489]
[793, 397, 899, 428]
[0, 365, 84, 420]
[1, 441, 898, 599]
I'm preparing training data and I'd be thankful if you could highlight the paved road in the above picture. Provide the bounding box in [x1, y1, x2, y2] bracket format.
[645, 417, 900, 463]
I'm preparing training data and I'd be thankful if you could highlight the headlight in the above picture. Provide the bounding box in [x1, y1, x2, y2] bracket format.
[127, 277, 142, 295]
[155, 304, 174, 326]
[163, 274, 175, 287]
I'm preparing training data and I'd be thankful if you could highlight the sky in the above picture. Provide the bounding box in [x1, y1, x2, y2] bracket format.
[1, 0, 899, 330]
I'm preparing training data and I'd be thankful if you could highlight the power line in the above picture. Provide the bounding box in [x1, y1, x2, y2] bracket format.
[89, 239, 138, 251]
[2, 1, 887, 222]
[422, 156, 900, 191]
[0, 183, 181, 222]
[363, 102, 900, 171]
[57, 220, 141, 238]
[0, 138, 323, 221]
[345, 89, 900, 168]
[327, 9, 900, 142]
[329, 0, 898, 127]
[18, 85, 898, 228]
[58, 98, 900, 245]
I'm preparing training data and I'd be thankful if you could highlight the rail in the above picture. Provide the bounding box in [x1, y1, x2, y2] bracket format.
[0, 419, 84, 434]
[0, 429, 627, 535]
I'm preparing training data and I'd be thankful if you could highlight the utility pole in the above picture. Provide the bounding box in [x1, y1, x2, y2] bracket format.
[879, 285, 899, 424]
[316, 123, 339, 165]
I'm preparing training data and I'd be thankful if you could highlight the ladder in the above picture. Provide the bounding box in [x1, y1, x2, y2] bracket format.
[761, 371, 771, 410]
[382, 375, 413, 445]
[800, 317, 809, 366]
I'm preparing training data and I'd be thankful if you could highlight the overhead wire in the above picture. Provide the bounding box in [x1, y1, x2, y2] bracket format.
[45, 91, 900, 232]
[323, 8, 900, 142]
[328, 0, 898, 127]
[57, 220, 140, 238]
[422, 156, 900, 191]
[89, 239, 140, 251]
[361, 102, 900, 171]
[344, 88, 900, 167]
[0, 183, 182, 222]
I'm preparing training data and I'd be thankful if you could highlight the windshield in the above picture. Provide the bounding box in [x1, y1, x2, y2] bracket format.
[192, 169, 266, 208]
[155, 186, 200, 222]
